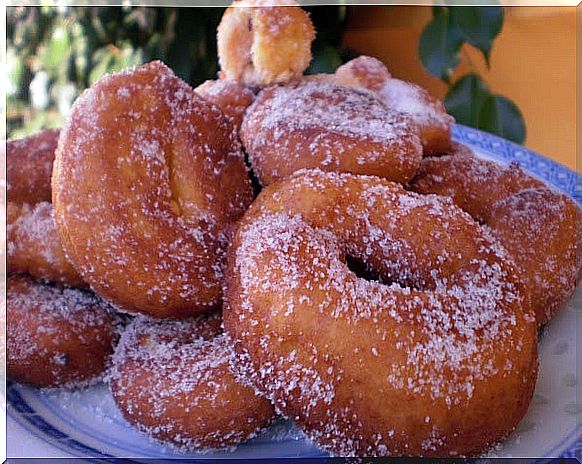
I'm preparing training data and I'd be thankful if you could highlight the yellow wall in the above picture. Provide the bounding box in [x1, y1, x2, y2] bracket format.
[343, 6, 576, 170]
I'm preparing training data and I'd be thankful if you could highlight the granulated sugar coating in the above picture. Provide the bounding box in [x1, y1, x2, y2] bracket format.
[7, 128, 59, 205]
[195, 79, 255, 131]
[108, 313, 275, 453]
[224, 169, 538, 457]
[7, 275, 121, 388]
[411, 144, 582, 325]
[217, 0, 315, 88]
[7, 201, 84, 287]
[52, 61, 253, 318]
[241, 80, 422, 186]
[334, 56, 454, 154]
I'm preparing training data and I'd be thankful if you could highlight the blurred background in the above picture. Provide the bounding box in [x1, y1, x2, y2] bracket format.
[6, 5, 576, 169]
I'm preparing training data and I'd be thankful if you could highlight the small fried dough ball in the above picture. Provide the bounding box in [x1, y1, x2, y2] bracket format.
[217, 0, 315, 88]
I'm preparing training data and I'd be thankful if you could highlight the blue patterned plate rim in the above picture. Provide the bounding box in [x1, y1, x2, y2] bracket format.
[452, 124, 580, 203]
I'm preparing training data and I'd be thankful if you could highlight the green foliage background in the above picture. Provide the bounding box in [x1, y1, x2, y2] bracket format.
[419, 6, 525, 143]
[7, 5, 350, 138]
[7, 5, 524, 143]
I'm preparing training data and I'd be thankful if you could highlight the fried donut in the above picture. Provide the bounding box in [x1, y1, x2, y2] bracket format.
[7, 129, 59, 205]
[335, 56, 454, 154]
[241, 81, 423, 186]
[195, 79, 255, 130]
[7, 274, 120, 388]
[224, 169, 538, 457]
[8, 201, 84, 287]
[53, 61, 253, 318]
[109, 313, 275, 452]
[410, 144, 582, 326]
[217, 0, 315, 88]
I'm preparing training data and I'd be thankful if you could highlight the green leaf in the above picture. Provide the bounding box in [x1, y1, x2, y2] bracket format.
[42, 24, 72, 76]
[71, 22, 89, 85]
[111, 42, 144, 72]
[445, 73, 526, 143]
[419, 7, 463, 83]
[478, 94, 526, 144]
[444, 73, 490, 126]
[449, 6, 503, 66]
[89, 47, 115, 84]
[89, 42, 145, 84]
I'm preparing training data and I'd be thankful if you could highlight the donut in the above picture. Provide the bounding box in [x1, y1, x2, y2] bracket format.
[241, 81, 423, 186]
[7, 129, 59, 204]
[223, 169, 538, 457]
[7, 274, 120, 388]
[334, 56, 454, 154]
[7, 130, 83, 287]
[195, 79, 255, 131]
[109, 313, 275, 452]
[53, 61, 253, 318]
[8, 201, 84, 287]
[217, 0, 315, 88]
[410, 144, 582, 325]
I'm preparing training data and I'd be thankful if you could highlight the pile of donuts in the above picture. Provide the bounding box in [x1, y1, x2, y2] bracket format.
[7, 0, 581, 457]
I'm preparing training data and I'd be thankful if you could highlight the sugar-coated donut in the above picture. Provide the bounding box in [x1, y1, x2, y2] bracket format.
[7, 129, 59, 205]
[195, 79, 255, 130]
[335, 56, 454, 154]
[224, 169, 538, 457]
[8, 201, 84, 287]
[6, 130, 83, 287]
[217, 0, 315, 88]
[53, 61, 253, 318]
[241, 81, 423, 186]
[410, 144, 582, 326]
[109, 313, 275, 452]
[7, 274, 120, 388]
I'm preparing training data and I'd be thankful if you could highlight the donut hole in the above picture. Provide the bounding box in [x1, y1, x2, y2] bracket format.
[345, 255, 389, 285]
[344, 254, 423, 290]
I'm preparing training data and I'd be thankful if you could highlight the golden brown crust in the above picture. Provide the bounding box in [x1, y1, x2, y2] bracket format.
[241, 81, 423, 186]
[109, 313, 275, 451]
[334, 56, 454, 154]
[410, 144, 582, 325]
[223, 169, 538, 457]
[195, 79, 255, 130]
[335, 55, 391, 92]
[7, 202, 84, 287]
[7, 274, 120, 388]
[53, 61, 253, 318]
[217, 0, 315, 88]
[7, 129, 59, 205]
[6, 130, 85, 288]
[488, 189, 582, 325]
[411, 144, 543, 220]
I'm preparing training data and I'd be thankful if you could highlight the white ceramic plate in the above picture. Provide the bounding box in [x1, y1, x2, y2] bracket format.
[7, 125, 582, 460]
